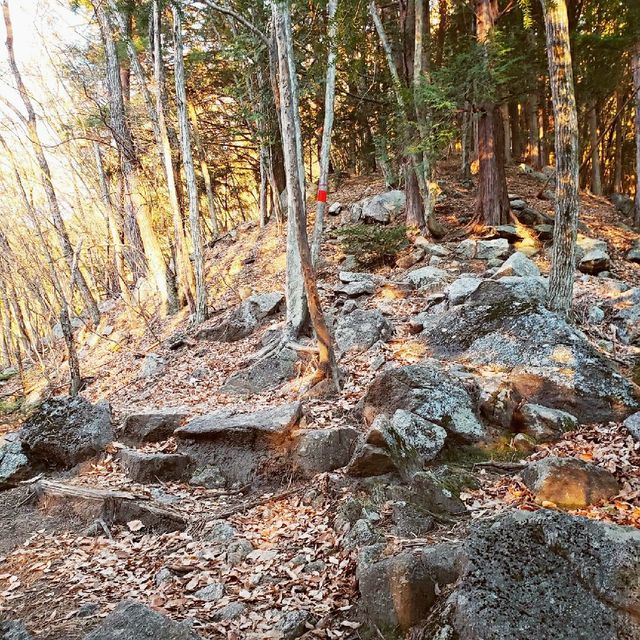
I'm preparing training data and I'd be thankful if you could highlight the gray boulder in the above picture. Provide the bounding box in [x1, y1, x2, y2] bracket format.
[476, 238, 510, 260]
[221, 347, 298, 395]
[405, 266, 448, 290]
[465, 276, 548, 306]
[350, 190, 405, 224]
[275, 610, 314, 639]
[428, 510, 640, 640]
[579, 249, 611, 275]
[346, 442, 396, 477]
[611, 193, 634, 217]
[117, 449, 193, 484]
[19, 396, 112, 469]
[493, 224, 523, 242]
[0, 434, 31, 488]
[84, 601, 201, 639]
[494, 251, 540, 278]
[518, 403, 578, 442]
[293, 427, 359, 475]
[521, 456, 619, 508]
[509, 198, 528, 210]
[455, 239, 476, 259]
[627, 239, 640, 263]
[623, 412, 640, 441]
[335, 309, 392, 353]
[196, 292, 283, 342]
[119, 408, 188, 445]
[334, 280, 376, 297]
[362, 361, 487, 442]
[420, 302, 638, 424]
[139, 353, 164, 378]
[0, 621, 32, 640]
[445, 277, 482, 305]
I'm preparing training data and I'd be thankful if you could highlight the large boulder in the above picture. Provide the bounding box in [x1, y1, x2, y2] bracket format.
[465, 276, 548, 307]
[350, 190, 405, 224]
[0, 434, 31, 489]
[19, 396, 112, 469]
[119, 408, 188, 445]
[521, 456, 619, 508]
[84, 601, 201, 640]
[517, 403, 578, 442]
[196, 292, 283, 342]
[293, 427, 359, 475]
[427, 510, 640, 640]
[476, 238, 510, 260]
[494, 251, 540, 278]
[335, 309, 392, 353]
[627, 239, 640, 263]
[405, 266, 447, 290]
[579, 249, 611, 275]
[0, 622, 32, 640]
[420, 301, 638, 424]
[362, 361, 488, 442]
[221, 347, 299, 395]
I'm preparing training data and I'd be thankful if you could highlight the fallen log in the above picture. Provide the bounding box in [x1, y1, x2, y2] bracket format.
[31, 479, 186, 533]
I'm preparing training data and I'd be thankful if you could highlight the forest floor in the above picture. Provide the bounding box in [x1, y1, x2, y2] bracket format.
[0, 162, 639, 639]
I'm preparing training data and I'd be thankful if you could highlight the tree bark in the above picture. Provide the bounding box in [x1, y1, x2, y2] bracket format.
[613, 90, 624, 194]
[311, 0, 338, 266]
[509, 101, 522, 161]
[501, 103, 512, 164]
[541, 0, 580, 315]
[93, 0, 178, 315]
[588, 101, 602, 195]
[173, 2, 208, 324]
[475, 0, 510, 226]
[528, 92, 540, 169]
[633, 41, 640, 225]
[2, 0, 100, 326]
[272, 0, 339, 387]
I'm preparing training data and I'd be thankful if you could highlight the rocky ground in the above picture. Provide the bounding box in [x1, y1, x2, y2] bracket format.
[0, 165, 639, 639]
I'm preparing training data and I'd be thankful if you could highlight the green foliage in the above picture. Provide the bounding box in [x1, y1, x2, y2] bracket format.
[337, 224, 408, 267]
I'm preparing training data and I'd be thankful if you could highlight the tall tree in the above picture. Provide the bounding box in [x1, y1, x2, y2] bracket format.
[272, 0, 339, 388]
[475, 0, 510, 226]
[634, 40, 640, 225]
[172, 1, 208, 324]
[541, 0, 580, 315]
[2, 0, 100, 325]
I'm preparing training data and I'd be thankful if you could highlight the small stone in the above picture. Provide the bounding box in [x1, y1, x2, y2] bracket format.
[226, 539, 253, 566]
[534, 223, 554, 241]
[512, 433, 537, 453]
[139, 353, 164, 378]
[275, 610, 314, 639]
[588, 306, 605, 324]
[428, 255, 443, 266]
[343, 518, 384, 550]
[579, 249, 611, 275]
[519, 404, 578, 442]
[476, 238, 509, 260]
[455, 239, 477, 259]
[204, 520, 237, 544]
[155, 568, 173, 586]
[303, 560, 326, 573]
[494, 251, 540, 278]
[214, 602, 247, 621]
[623, 412, 640, 441]
[509, 199, 528, 210]
[445, 277, 482, 305]
[194, 582, 225, 602]
[405, 266, 447, 290]
[494, 224, 524, 242]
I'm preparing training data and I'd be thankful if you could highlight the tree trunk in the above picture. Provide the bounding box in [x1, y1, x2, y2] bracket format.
[405, 161, 425, 227]
[173, 2, 208, 324]
[541, 0, 580, 315]
[475, 0, 510, 226]
[509, 101, 522, 161]
[93, 1, 178, 315]
[435, 0, 448, 68]
[634, 41, 640, 225]
[613, 90, 624, 194]
[528, 93, 540, 169]
[311, 0, 338, 266]
[540, 87, 550, 167]
[588, 102, 602, 195]
[2, 0, 100, 326]
[272, 0, 339, 387]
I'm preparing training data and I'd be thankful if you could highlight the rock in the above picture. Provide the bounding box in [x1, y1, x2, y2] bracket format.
[414, 238, 451, 256]
[341, 254, 358, 271]
[383, 410, 447, 477]
[390, 472, 467, 516]
[493, 224, 523, 242]
[293, 427, 359, 475]
[0, 367, 17, 381]
[396, 250, 423, 269]
[391, 501, 434, 537]
[196, 292, 283, 342]
[518, 404, 578, 442]
[214, 602, 247, 621]
[466, 276, 548, 306]
[534, 223, 554, 241]
[509, 198, 528, 210]
[512, 432, 537, 452]
[486, 258, 504, 269]
[139, 353, 164, 378]
[221, 347, 299, 394]
[362, 361, 487, 442]
[588, 305, 605, 324]
[521, 456, 619, 508]
[359, 544, 460, 633]
[84, 600, 201, 639]
[346, 442, 396, 477]
[623, 412, 640, 440]
[445, 277, 482, 305]
[275, 610, 314, 639]
[429, 510, 640, 640]
[19, 396, 112, 469]
[575, 235, 608, 262]
[176, 402, 301, 441]
[405, 266, 447, 290]
[117, 449, 193, 484]
[579, 249, 611, 275]
[494, 251, 540, 278]
[420, 301, 638, 424]
[455, 239, 476, 259]
[327, 201, 342, 215]
[343, 518, 384, 549]
[335, 309, 392, 353]
[0, 621, 32, 640]
[0, 436, 31, 488]
[350, 190, 405, 224]
[226, 538, 253, 566]
[194, 582, 225, 602]
[189, 465, 226, 489]
[204, 520, 237, 544]
[334, 280, 376, 297]
[611, 192, 634, 216]
[476, 238, 510, 260]
[119, 408, 188, 445]
[626, 239, 640, 263]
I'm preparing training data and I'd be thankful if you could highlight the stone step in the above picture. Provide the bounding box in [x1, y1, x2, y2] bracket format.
[116, 448, 193, 483]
